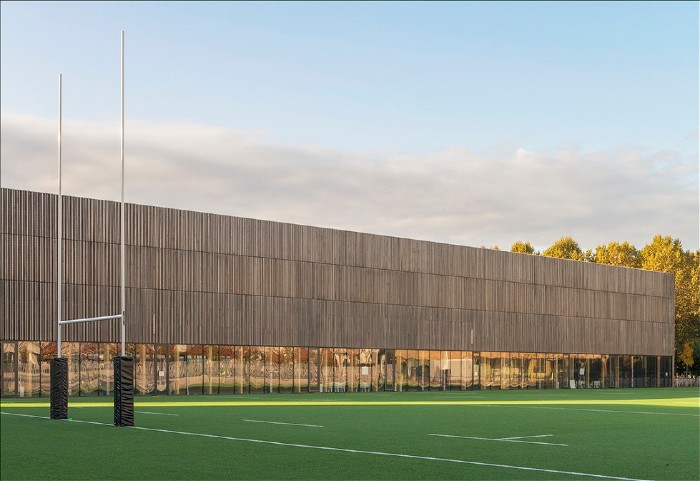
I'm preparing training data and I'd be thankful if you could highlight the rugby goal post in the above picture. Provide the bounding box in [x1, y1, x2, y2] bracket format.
[51, 32, 133, 427]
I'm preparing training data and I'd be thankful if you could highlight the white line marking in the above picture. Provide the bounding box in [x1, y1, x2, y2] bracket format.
[1, 412, 51, 420]
[135, 411, 179, 416]
[484, 404, 700, 417]
[430, 433, 567, 447]
[242, 419, 323, 428]
[0, 412, 650, 481]
[498, 434, 553, 440]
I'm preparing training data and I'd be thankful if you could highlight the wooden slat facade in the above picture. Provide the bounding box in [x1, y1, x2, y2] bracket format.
[0, 188, 674, 355]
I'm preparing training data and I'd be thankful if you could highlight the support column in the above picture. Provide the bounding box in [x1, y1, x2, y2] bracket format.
[114, 356, 134, 426]
[50, 357, 68, 419]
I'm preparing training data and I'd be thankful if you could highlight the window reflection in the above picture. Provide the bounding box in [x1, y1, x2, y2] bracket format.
[632, 356, 645, 388]
[383, 349, 395, 391]
[135, 344, 155, 395]
[333, 348, 348, 392]
[620, 355, 632, 388]
[418, 350, 430, 391]
[480, 352, 501, 390]
[218, 345, 235, 394]
[544, 355, 558, 390]
[155, 345, 168, 394]
[279, 347, 294, 393]
[204, 345, 218, 395]
[347, 349, 360, 393]
[462, 351, 473, 390]
[429, 351, 442, 390]
[448, 351, 462, 390]
[2, 342, 17, 396]
[18, 342, 41, 398]
[0, 341, 678, 397]
[660, 356, 672, 387]
[40, 342, 55, 397]
[187, 345, 204, 395]
[646, 356, 658, 387]
[589, 356, 602, 389]
[236, 346, 248, 394]
[294, 347, 309, 393]
[80, 343, 99, 396]
[522, 353, 537, 389]
[607, 355, 619, 388]
[61, 342, 80, 396]
[358, 349, 372, 392]
[169, 345, 187, 395]
[319, 348, 332, 393]
[506, 352, 514, 389]
[99, 343, 117, 395]
[249, 347, 264, 394]
[308, 348, 320, 392]
[395, 350, 406, 392]
[265, 347, 279, 394]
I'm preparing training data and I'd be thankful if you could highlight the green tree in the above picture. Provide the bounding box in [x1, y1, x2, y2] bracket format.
[594, 241, 641, 268]
[543, 236, 585, 261]
[640, 235, 700, 369]
[511, 241, 535, 254]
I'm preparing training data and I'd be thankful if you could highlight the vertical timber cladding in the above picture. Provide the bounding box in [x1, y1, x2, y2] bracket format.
[0, 187, 674, 356]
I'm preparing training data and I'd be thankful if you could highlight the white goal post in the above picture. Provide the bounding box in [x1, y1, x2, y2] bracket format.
[56, 31, 127, 358]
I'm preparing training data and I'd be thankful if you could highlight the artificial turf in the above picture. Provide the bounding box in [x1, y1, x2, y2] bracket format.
[1, 388, 698, 481]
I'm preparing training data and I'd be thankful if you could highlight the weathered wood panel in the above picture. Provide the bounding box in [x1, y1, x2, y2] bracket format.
[0, 188, 674, 355]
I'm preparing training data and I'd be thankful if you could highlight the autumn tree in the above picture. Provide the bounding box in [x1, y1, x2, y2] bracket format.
[511, 241, 535, 254]
[543, 236, 585, 261]
[640, 235, 700, 369]
[594, 241, 641, 268]
[679, 342, 695, 374]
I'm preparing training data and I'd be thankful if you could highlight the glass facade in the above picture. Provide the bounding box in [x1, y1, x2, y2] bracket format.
[0, 341, 675, 397]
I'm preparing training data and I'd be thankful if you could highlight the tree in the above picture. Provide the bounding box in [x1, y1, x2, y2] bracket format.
[543, 236, 585, 261]
[641, 235, 700, 371]
[679, 342, 694, 374]
[511, 241, 535, 254]
[640, 235, 685, 273]
[594, 241, 641, 268]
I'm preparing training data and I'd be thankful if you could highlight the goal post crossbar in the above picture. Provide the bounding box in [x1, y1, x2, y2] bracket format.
[58, 314, 123, 326]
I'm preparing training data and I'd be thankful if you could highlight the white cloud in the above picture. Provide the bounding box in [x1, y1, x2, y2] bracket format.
[1, 113, 698, 251]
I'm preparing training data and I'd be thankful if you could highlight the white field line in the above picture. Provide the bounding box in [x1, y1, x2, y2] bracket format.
[0, 412, 652, 481]
[135, 411, 179, 416]
[242, 419, 323, 428]
[429, 433, 567, 447]
[482, 404, 700, 417]
[499, 434, 554, 440]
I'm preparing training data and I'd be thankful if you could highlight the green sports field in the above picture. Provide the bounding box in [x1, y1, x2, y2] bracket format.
[1, 388, 698, 481]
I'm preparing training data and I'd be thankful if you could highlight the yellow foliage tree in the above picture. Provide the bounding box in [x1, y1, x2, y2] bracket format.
[679, 342, 694, 373]
[641, 236, 699, 346]
[594, 241, 641, 268]
[543, 236, 585, 260]
[511, 241, 535, 254]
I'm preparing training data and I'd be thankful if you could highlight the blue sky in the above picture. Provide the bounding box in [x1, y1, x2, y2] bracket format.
[1, 2, 698, 251]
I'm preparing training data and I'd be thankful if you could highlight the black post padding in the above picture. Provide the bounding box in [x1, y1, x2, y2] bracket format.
[50, 358, 69, 419]
[114, 356, 134, 426]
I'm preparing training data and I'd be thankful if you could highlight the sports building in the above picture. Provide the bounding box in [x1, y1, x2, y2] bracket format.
[0, 188, 675, 397]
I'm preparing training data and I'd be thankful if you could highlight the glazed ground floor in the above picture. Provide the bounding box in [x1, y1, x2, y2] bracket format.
[0, 341, 673, 397]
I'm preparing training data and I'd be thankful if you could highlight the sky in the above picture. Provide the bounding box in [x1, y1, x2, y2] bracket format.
[1, 2, 698, 252]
